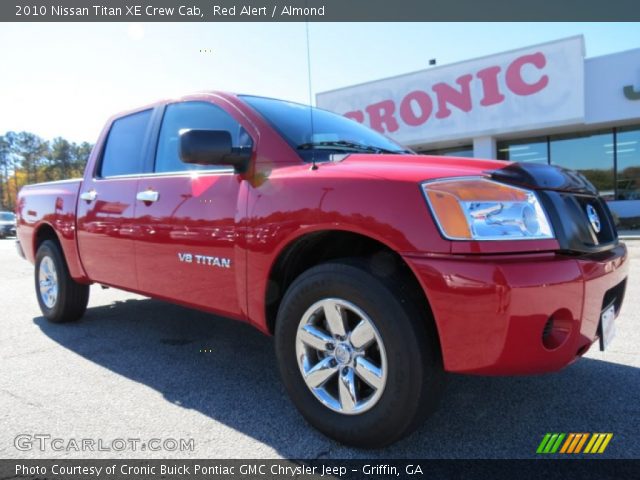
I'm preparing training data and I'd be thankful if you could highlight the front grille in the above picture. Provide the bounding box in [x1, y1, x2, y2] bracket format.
[538, 191, 618, 254]
[574, 196, 617, 245]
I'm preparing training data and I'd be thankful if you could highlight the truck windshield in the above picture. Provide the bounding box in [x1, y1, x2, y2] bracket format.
[241, 95, 412, 162]
[0, 212, 15, 222]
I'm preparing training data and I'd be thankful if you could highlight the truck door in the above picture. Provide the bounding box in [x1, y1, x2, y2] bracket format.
[132, 100, 253, 319]
[76, 108, 156, 290]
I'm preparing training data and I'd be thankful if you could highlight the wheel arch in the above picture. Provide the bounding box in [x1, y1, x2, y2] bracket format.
[32, 222, 89, 283]
[264, 229, 442, 355]
[33, 222, 61, 256]
[33, 222, 91, 323]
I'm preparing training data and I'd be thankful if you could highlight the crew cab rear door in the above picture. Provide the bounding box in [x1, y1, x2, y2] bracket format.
[76, 108, 157, 290]
[132, 100, 253, 319]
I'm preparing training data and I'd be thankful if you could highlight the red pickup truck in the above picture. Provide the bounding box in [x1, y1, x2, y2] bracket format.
[17, 93, 628, 447]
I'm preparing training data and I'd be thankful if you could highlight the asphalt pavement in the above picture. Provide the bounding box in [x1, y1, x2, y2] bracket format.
[1, 238, 638, 459]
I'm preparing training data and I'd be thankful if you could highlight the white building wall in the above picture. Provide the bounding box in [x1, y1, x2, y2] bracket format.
[585, 48, 640, 125]
[317, 36, 586, 146]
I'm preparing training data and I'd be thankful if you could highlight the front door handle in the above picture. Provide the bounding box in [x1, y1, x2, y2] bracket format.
[79, 190, 97, 202]
[136, 189, 159, 203]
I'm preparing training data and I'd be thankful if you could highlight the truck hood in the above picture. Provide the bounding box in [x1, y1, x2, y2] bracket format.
[333, 154, 598, 195]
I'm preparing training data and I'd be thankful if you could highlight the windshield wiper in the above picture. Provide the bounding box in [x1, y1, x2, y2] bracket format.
[296, 140, 409, 155]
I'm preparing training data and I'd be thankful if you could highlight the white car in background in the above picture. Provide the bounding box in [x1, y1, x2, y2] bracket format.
[0, 212, 17, 238]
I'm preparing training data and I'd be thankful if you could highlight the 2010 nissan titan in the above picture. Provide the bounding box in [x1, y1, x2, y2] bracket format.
[16, 93, 628, 447]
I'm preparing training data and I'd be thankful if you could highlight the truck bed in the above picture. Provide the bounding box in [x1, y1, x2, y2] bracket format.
[17, 178, 86, 280]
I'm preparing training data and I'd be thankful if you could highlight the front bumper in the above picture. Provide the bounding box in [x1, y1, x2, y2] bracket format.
[404, 243, 629, 375]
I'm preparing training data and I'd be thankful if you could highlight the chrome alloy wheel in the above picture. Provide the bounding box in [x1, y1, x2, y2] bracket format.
[38, 256, 58, 309]
[295, 298, 388, 415]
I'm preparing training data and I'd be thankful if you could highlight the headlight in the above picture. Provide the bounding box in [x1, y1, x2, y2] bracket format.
[422, 177, 554, 241]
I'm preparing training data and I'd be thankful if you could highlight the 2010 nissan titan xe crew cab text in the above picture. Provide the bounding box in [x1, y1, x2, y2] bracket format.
[16, 93, 628, 447]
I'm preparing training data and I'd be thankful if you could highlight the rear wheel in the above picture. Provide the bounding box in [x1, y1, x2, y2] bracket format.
[275, 260, 444, 447]
[35, 240, 89, 323]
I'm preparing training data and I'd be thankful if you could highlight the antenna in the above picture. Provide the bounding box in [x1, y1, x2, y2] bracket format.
[305, 19, 318, 170]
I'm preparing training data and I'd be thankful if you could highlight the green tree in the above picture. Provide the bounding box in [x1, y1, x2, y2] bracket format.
[0, 135, 8, 209]
[49, 137, 73, 180]
[0, 131, 93, 209]
[13, 131, 49, 185]
[3, 132, 20, 210]
[71, 141, 92, 176]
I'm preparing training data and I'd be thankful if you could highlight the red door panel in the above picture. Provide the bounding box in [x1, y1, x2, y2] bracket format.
[133, 172, 244, 318]
[76, 177, 139, 289]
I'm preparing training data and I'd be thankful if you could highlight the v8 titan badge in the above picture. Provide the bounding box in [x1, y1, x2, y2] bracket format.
[178, 252, 231, 269]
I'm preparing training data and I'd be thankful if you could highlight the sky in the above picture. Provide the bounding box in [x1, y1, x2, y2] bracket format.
[0, 22, 639, 143]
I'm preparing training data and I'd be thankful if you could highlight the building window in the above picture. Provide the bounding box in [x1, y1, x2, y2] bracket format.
[497, 127, 640, 205]
[497, 137, 548, 163]
[550, 130, 615, 201]
[616, 125, 640, 201]
[420, 145, 473, 157]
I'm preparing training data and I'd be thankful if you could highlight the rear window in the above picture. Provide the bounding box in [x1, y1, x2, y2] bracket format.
[100, 109, 152, 177]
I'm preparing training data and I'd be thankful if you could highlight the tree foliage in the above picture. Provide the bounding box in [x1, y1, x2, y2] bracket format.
[0, 131, 93, 210]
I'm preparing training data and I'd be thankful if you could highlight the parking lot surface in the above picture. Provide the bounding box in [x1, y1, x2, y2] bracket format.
[1, 238, 638, 459]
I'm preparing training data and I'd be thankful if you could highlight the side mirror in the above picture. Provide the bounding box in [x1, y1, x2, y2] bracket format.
[179, 129, 251, 173]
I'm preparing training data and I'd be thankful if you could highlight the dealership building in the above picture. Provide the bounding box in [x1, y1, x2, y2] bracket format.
[317, 36, 640, 229]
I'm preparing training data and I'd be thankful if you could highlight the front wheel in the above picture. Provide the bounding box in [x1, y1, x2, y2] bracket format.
[35, 240, 89, 323]
[275, 261, 444, 447]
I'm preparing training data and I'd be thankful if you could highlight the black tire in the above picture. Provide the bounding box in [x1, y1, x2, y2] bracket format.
[275, 260, 444, 448]
[35, 240, 89, 323]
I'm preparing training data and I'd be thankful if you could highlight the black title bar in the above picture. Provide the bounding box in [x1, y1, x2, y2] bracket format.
[3, 0, 640, 22]
[2, 459, 640, 480]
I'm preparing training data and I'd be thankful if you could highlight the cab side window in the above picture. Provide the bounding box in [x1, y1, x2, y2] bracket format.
[155, 101, 253, 173]
[100, 109, 153, 177]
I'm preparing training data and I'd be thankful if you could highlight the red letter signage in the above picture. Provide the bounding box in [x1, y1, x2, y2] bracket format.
[506, 52, 549, 96]
[432, 74, 473, 119]
[365, 100, 399, 133]
[399, 91, 433, 126]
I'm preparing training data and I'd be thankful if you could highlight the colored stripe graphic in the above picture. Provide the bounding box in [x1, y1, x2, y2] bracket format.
[544, 434, 559, 453]
[560, 433, 575, 453]
[537, 433, 613, 454]
[550, 433, 565, 453]
[537, 433, 565, 454]
[537, 434, 552, 454]
[584, 434, 599, 453]
[574, 433, 589, 454]
[567, 433, 583, 453]
[598, 434, 614, 453]
[585, 433, 613, 454]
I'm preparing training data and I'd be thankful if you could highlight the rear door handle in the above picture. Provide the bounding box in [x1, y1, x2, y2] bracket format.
[79, 190, 97, 202]
[136, 189, 159, 203]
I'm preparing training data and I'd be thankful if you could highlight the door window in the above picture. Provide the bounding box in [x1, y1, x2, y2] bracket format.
[100, 109, 153, 177]
[155, 101, 253, 173]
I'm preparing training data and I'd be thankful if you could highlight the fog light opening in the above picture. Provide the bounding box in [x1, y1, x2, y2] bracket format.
[542, 309, 573, 350]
